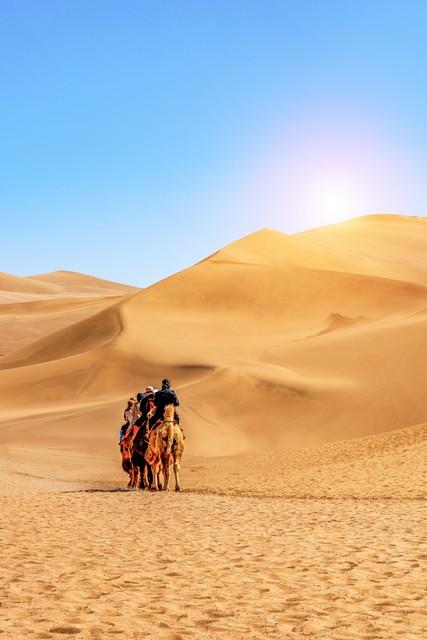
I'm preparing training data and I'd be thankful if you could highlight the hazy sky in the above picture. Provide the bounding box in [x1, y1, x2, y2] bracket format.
[1, 1, 426, 286]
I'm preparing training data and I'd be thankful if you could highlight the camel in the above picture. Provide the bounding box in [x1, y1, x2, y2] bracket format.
[119, 397, 142, 487]
[144, 404, 185, 491]
[120, 426, 139, 488]
[129, 422, 153, 490]
[120, 422, 153, 489]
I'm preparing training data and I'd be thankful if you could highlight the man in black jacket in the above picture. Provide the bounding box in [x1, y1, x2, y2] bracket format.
[149, 378, 180, 427]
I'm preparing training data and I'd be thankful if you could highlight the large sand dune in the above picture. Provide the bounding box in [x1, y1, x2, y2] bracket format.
[1, 214, 426, 455]
[1, 214, 426, 639]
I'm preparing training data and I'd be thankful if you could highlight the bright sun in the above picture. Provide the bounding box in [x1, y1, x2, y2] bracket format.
[307, 178, 364, 226]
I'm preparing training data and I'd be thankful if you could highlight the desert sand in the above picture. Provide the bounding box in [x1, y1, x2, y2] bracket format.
[1, 214, 426, 639]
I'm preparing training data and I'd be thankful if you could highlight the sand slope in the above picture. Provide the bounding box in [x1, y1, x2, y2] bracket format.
[0, 215, 427, 457]
[0, 297, 128, 357]
[296, 214, 427, 284]
[0, 269, 138, 357]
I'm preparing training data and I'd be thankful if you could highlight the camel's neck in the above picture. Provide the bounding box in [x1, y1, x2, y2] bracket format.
[163, 404, 175, 420]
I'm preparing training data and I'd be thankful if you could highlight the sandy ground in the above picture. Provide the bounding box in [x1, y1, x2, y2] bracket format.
[2, 492, 425, 640]
[1, 424, 426, 640]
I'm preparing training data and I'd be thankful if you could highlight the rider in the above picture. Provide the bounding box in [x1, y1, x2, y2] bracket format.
[149, 378, 180, 428]
[119, 397, 139, 443]
[135, 386, 156, 426]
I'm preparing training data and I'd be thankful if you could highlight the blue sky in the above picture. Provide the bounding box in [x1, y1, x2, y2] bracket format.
[1, 1, 426, 286]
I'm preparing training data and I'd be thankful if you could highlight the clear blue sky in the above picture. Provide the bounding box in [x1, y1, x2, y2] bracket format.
[1, 1, 426, 286]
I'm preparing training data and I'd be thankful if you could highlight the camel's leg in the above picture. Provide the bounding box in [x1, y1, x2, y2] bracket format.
[173, 456, 181, 491]
[142, 461, 153, 489]
[162, 458, 170, 491]
[135, 460, 144, 489]
[150, 459, 160, 491]
[137, 465, 144, 490]
[141, 463, 148, 490]
[130, 465, 137, 488]
[150, 467, 157, 490]
[173, 439, 184, 491]
[157, 462, 163, 491]
[146, 463, 153, 489]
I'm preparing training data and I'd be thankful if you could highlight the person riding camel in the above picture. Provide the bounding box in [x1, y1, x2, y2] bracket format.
[149, 379, 180, 429]
[135, 386, 156, 426]
[118, 397, 140, 443]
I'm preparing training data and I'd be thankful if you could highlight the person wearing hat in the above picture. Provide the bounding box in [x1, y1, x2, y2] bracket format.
[136, 385, 156, 426]
[149, 378, 180, 428]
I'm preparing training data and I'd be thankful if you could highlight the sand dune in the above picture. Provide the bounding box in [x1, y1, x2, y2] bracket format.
[1, 214, 426, 639]
[296, 214, 427, 284]
[0, 270, 138, 305]
[0, 269, 137, 378]
[0, 296, 128, 357]
[0, 272, 60, 303]
[30, 270, 140, 295]
[1, 215, 427, 455]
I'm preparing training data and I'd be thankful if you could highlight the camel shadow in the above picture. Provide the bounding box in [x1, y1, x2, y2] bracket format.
[62, 487, 134, 494]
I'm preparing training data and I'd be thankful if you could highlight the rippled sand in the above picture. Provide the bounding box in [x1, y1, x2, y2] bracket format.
[1, 426, 426, 640]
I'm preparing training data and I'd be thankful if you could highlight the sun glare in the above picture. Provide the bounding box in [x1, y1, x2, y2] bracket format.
[306, 177, 364, 227]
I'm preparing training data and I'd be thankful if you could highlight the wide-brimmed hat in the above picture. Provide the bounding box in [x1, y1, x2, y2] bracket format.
[145, 385, 154, 392]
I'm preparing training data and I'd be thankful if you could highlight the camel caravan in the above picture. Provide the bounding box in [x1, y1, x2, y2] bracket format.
[118, 378, 185, 491]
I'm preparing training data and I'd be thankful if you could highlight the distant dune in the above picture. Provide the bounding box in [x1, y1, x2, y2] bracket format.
[30, 270, 140, 295]
[0, 272, 60, 301]
[0, 214, 426, 460]
[0, 270, 139, 357]
[0, 270, 139, 304]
